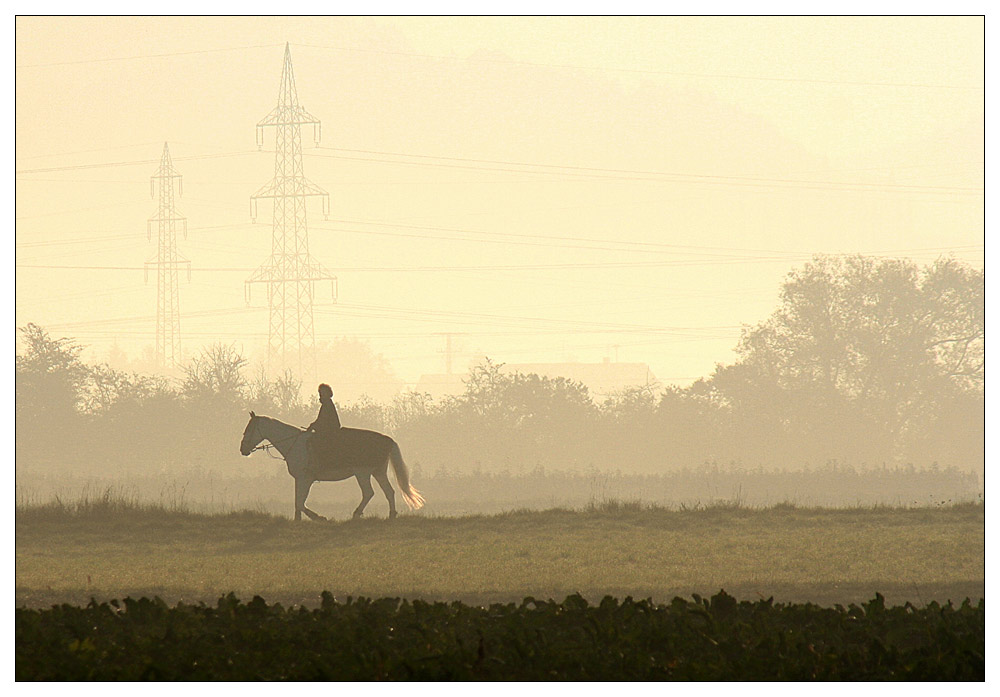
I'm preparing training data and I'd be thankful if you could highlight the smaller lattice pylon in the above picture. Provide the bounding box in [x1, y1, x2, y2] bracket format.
[144, 142, 191, 368]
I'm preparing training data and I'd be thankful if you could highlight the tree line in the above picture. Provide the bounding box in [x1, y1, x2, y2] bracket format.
[16, 255, 983, 476]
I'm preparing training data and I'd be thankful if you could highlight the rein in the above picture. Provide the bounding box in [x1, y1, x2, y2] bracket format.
[248, 424, 305, 460]
[251, 443, 288, 459]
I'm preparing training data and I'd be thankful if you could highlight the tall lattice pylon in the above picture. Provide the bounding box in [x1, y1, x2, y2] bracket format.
[145, 142, 190, 369]
[246, 43, 336, 378]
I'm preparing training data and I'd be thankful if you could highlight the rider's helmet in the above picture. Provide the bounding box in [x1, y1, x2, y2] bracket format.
[318, 383, 333, 399]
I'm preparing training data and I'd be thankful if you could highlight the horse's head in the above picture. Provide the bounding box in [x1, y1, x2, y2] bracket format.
[240, 411, 263, 456]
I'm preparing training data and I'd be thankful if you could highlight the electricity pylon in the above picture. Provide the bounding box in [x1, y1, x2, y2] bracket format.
[145, 142, 190, 369]
[246, 43, 336, 379]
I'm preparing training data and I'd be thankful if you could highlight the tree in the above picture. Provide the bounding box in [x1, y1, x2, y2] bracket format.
[175, 344, 252, 472]
[448, 360, 597, 470]
[919, 257, 984, 391]
[83, 363, 182, 471]
[651, 383, 728, 470]
[15, 324, 91, 467]
[16, 323, 89, 418]
[388, 390, 435, 433]
[247, 368, 309, 421]
[711, 254, 983, 466]
[181, 343, 249, 404]
[85, 364, 173, 415]
[340, 394, 390, 432]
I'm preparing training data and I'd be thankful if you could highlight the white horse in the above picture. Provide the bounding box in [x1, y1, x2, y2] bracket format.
[239, 411, 425, 521]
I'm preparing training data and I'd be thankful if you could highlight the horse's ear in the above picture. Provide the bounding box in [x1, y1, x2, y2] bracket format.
[249, 411, 256, 418]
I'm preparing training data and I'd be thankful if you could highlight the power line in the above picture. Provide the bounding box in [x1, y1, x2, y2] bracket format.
[313, 219, 979, 258]
[56, 328, 741, 343]
[15, 141, 168, 161]
[309, 222, 806, 259]
[14, 201, 138, 221]
[307, 147, 983, 195]
[16, 42, 284, 69]
[315, 217, 804, 257]
[16, 211, 984, 262]
[16, 222, 259, 249]
[15, 149, 265, 175]
[42, 306, 263, 331]
[16, 245, 982, 274]
[33, 299, 739, 338]
[18, 214, 799, 258]
[16, 284, 147, 308]
[17, 232, 141, 248]
[15, 143, 980, 197]
[293, 42, 984, 91]
[12, 258, 802, 273]
[17, 247, 144, 267]
[319, 301, 741, 334]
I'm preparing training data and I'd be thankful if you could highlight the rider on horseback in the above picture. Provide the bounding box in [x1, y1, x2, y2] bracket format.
[306, 383, 341, 465]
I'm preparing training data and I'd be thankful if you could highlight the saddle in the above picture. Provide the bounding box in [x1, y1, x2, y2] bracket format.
[306, 427, 388, 474]
[307, 429, 342, 466]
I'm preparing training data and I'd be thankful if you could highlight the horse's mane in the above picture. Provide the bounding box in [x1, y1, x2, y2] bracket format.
[257, 414, 305, 432]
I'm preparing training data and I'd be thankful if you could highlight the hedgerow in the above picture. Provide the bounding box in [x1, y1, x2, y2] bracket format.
[16, 591, 983, 680]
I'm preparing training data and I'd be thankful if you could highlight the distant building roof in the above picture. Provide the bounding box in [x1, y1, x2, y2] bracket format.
[415, 361, 657, 401]
[413, 372, 467, 399]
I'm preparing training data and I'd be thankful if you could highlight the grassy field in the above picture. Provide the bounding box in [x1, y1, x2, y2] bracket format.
[16, 499, 984, 609]
[16, 465, 984, 516]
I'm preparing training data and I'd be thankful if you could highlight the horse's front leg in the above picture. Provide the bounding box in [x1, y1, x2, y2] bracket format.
[295, 477, 326, 522]
[353, 474, 375, 519]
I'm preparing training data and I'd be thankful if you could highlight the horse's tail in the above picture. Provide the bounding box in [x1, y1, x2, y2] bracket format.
[388, 440, 425, 510]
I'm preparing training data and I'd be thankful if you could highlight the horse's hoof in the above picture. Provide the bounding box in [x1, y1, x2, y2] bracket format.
[317, 516, 327, 522]
[389, 512, 398, 520]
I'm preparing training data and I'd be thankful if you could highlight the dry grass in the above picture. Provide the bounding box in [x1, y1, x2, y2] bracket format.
[15, 495, 984, 609]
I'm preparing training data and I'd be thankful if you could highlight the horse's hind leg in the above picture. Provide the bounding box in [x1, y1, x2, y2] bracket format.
[295, 478, 326, 522]
[374, 467, 397, 519]
[353, 475, 375, 519]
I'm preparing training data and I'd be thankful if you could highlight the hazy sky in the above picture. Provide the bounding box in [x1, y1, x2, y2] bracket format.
[14, 16, 984, 390]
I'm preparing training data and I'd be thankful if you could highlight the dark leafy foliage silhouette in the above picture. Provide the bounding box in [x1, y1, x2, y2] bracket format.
[16, 591, 984, 680]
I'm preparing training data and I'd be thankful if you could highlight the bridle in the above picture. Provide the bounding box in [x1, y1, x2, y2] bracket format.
[246, 417, 305, 460]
